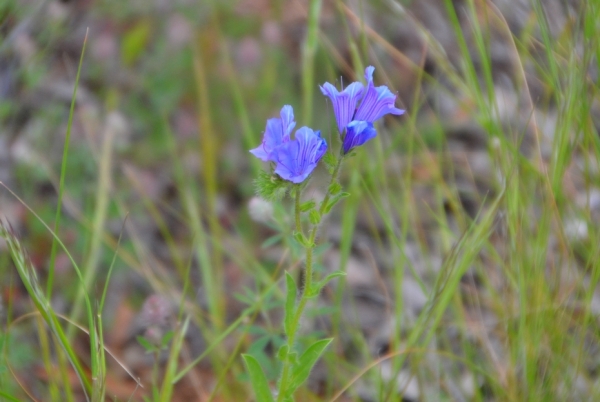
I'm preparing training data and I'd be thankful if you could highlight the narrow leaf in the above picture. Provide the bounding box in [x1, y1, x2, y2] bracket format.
[0, 391, 21, 402]
[121, 20, 151, 66]
[293, 231, 313, 248]
[323, 192, 350, 214]
[161, 331, 175, 348]
[159, 316, 190, 402]
[308, 209, 321, 225]
[262, 234, 283, 248]
[328, 182, 342, 195]
[284, 272, 297, 336]
[0, 220, 92, 396]
[136, 336, 157, 353]
[307, 271, 346, 298]
[286, 339, 333, 395]
[277, 345, 289, 361]
[242, 354, 275, 402]
[300, 200, 316, 212]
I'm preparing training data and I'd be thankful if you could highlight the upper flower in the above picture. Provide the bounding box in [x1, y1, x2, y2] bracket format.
[250, 105, 327, 183]
[343, 121, 377, 154]
[320, 66, 404, 153]
[319, 81, 364, 134]
[353, 66, 404, 123]
[250, 105, 296, 162]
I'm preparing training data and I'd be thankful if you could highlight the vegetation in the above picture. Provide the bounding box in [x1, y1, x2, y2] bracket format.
[1, 0, 600, 401]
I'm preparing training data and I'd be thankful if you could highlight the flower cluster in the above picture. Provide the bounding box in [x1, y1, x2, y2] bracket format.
[250, 66, 404, 183]
[320, 66, 405, 154]
[250, 105, 327, 183]
[246, 67, 404, 402]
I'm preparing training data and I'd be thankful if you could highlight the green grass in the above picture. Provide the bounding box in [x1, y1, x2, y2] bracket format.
[1, 0, 600, 400]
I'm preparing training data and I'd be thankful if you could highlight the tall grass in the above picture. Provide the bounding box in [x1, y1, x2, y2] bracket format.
[1, 0, 600, 401]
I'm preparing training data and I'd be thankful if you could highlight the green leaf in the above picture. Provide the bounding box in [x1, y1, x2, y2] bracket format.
[307, 271, 347, 298]
[308, 209, 321, 225]
[242, 354, 275, 402]
[285, 339, 333, 397]
[261, 234, 283, 248]
[254, 170, 291, 201]
[322, 152, 337, 174]
[248, 336, 271, 355]
[277, 345, 298, 365]
[136, 335, 157, 353]
[284, 272, 297, 336]
[328, 182, 342, 195]
[293, 231, 313, 248]
[0, 390, 22, 402]
[323, 192, 350, 214]
[121, 20, 151, 66]
[161, 330, 175, 348]
[0, 220, 93, 394]
[300, 200, 316, 212]
[287, 352, 298, 365]
[277, 344, 289, 361]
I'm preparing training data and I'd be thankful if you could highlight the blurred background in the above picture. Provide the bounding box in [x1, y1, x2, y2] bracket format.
[2, 0, 600, 401]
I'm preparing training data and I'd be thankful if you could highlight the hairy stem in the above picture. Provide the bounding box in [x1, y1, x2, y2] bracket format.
[295, 185, 302, 234]
[277, 153, 344, 401]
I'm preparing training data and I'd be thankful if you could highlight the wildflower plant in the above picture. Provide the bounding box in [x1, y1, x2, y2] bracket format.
[243, 66, 404, 401]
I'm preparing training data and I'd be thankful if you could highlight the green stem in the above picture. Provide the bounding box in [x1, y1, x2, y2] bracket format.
[301, 0, 323, 125]
[47, 31, 88, 298]
[295, 185, 302, 234]
[276, 153, 344, 401]
[276, 246, 314, 402]
[316, 154, 344, 218]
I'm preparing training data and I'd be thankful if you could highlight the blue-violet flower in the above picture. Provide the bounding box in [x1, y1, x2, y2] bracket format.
[319, 81, 364, 133]
[251, 105, 327, 183]
[320, 66, 404, 153]
[273, 127, 327, 183]
[250, 105, 296, 162]
[343, 121, 377, 154]
[354, 66, 404, 122]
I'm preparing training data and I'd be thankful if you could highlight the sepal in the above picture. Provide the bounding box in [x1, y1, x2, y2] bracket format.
[254, 170, 292, 201]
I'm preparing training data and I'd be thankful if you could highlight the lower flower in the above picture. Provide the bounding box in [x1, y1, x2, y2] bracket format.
[274, 127, 327, 183]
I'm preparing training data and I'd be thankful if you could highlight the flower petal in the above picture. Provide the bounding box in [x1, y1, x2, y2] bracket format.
[320, 81, 364, 133]
[343, 120, 377, 154]
[249, 144, 271, 161]
[274, 126, 327, 183]
[279, 104, 296, 138]
[354, 66, 404, 123]
[250, 105, 297, 161]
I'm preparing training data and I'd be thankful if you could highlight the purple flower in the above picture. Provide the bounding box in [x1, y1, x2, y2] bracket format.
[320, 66, 404, 153]
[251, 105, 327, 183]
[274, 127, 327, 183]
[319, 81, 364, 133]
[343, 121, 377, 154]
[250, 105, 296, 161]
[354, 66, 404, 122]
